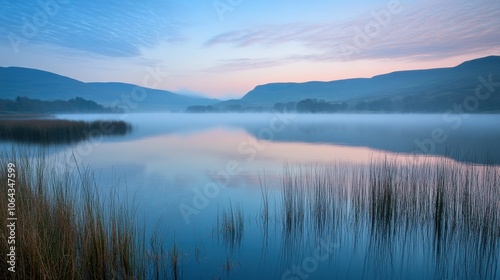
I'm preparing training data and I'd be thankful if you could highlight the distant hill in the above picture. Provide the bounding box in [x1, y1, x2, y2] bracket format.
[227, 55, 500, 112]
[3, 56, 499, 113]
[0, 67, 219, 111]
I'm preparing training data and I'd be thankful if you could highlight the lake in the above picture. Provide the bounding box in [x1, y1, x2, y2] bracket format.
[2, 113, 500, 279]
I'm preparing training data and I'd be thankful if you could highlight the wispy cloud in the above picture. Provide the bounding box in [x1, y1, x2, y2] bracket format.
[205, 0, 500, 64]
[0, 1, 184, 57]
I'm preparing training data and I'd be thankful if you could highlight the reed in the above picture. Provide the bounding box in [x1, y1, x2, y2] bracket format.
[218, 201, 244, 251]
[0, 148, 168, 279]
[281, 163, 306, 237]
[276, 156, 500, 279]
[0, 119, 131, 144]
[222, 256, 240, 276]
[168, 240, 182, 280]
[259, 176, 270, 230]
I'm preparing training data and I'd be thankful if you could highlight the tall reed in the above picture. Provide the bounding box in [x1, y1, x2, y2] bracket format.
[275, 156, 500, 279]
[0, 148, 169, 279]
[218, 201, 244, 251]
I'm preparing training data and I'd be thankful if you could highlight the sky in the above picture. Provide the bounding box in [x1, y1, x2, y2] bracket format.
[0, 0, 499, 99]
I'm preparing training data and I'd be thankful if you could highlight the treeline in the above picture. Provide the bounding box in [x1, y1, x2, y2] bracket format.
[186, 104, 266, 113]
[274, 98, 397, 113]
[190, 92, 500, 114]
[0, 97, 123, 113]
[187, 99, 400, 113]
[274, 94, 500, 113]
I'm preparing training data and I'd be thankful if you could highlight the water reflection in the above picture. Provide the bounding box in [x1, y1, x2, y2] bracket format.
[2, 113, 499, 279]
[252, 158, 500, 279]
[54, 113, 500, 165]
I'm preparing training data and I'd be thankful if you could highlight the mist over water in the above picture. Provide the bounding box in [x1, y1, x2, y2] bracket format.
[54, 113, 500, 164]
[2, 113, 499, 279]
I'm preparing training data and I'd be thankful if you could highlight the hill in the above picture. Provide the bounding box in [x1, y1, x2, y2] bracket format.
[0, 67, 219, 111]
[232, 55, 500, 112]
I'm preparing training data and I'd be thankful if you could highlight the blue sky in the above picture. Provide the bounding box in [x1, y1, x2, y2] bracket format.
[1, 0, 499, 99]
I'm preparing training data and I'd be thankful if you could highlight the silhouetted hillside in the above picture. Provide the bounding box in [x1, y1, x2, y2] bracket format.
[236, 55, 500, 112]
[0, 67, 219, 111]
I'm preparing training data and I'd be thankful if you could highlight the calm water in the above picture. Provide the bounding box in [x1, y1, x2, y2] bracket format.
[2, 113, 500, 279]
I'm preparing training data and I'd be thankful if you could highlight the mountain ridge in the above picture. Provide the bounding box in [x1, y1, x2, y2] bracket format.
[0, 66, 219, 111]
[236, 55, 500, 110]
[2, 55, 500, 113]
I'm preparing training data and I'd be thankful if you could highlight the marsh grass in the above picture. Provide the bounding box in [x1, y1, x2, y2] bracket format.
[194, 243, 201, 264]
[218, 201, 244, 251]
[271, 156, 500, 279]
[0, 148, 171, 280]
[222, 256, 240, 276]
[168, 240, 182, 280]
[0, 119, 131, 144]
[258, 176, 271, 232]
[281, 163, 306, 237]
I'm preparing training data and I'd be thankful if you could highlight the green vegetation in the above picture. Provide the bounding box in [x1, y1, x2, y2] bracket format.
[0, 149, 179, 279]
[0, 97, 122, 114]
[0, 119, 131, 144]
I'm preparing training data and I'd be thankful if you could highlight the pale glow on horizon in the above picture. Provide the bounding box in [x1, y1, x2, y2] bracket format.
[52, 127, 455, 192]
[1, 0, 499, 99]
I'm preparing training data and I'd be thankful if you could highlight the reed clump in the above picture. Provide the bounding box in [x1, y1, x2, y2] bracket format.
[274, 156, 500, 279]
[0, 148, 169, 280]
[218, 201, 244, 251]
[0, 119, 131, 144]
